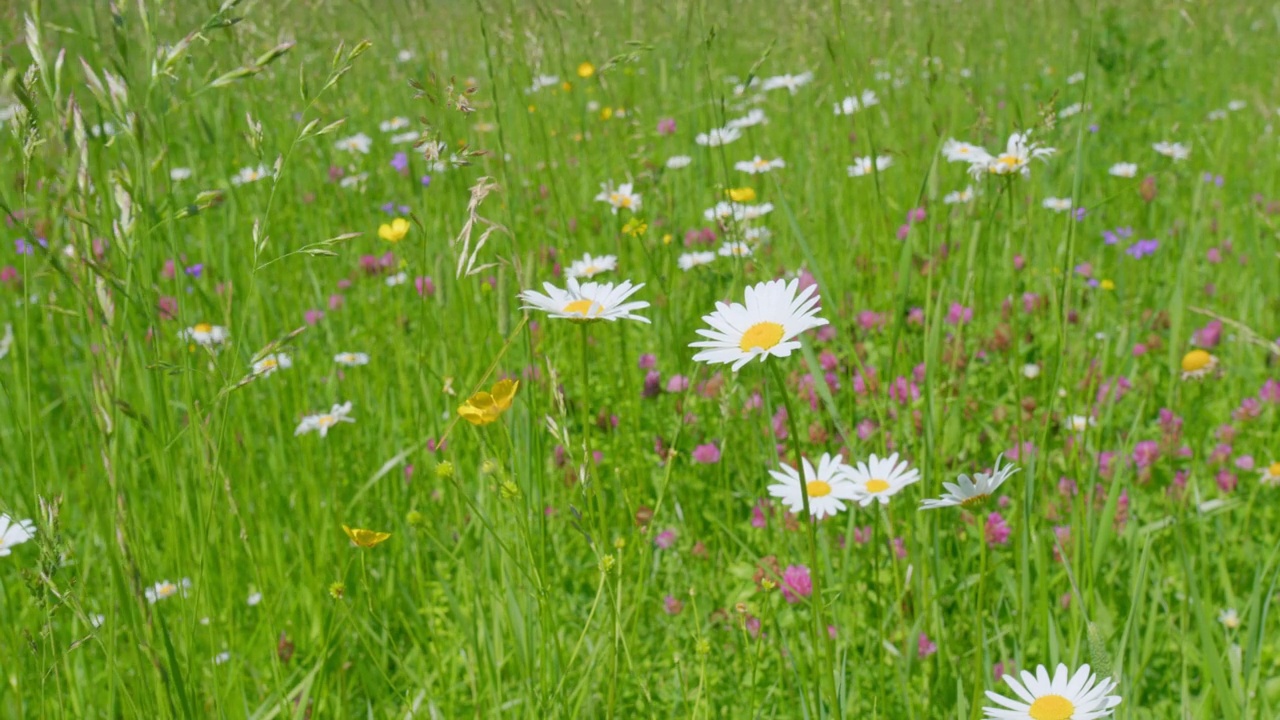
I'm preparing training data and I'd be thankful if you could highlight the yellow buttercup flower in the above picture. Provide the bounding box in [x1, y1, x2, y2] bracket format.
[458, 378, 519, 426]
[622, 217, 648, 237]
[577, 62, 595, 79]
[342, 525, 391, 549]
[379, 217, 410, 243]
[599, 107, 613, 121]
[1100, 279, 1115, 291]
[727, 187, 757, 203]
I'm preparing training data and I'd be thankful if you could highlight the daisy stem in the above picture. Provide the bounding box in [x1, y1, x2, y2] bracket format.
[969, 515, 989, 720]
[769, 361, 831, 716]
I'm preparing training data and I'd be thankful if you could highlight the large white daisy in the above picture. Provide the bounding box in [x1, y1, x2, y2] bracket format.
[766, 453, 860, 520]
[689, 278, 827, 371]
[845, 452, 920, 506]
[942, 139, 992, 165]
[519, 277, 650, 323]
[984, 663, 1121, 720]
[295, 402, 355, 438]
[972, 131, 1056, 179]
[565, 253, 618, 279]
[919, 454, 1019, 510]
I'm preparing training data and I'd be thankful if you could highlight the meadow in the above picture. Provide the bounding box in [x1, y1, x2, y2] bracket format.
[2, 0, 1279, 717]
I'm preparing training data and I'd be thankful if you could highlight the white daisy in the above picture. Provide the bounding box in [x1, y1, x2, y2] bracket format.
[704, 201, 737, 222]
[385, 271, 408, 287]
[984, 663, 1121, 720]
[1066, 71, 1086, 84]
[678, 252, 716, 271]
[390, 130, 421, 145]
[252, 353, 292, 377]
[334, 133, 372, 154]
[726, 109, 768, 130]
[761, 72, 813, 94]
[593, 181, 642, 214]
[695, 127, 742, 147]
[1218, 608, 1242, 629]
[1108, 162, 1137, 178]
[971, 131, 1056, 179]
[1180, 349, 1218, 381]
[1064, 415, 1096, 433]
[170, 167, 193, 182]
[766, 453, 861, 519]
[247, 591, 263, 606]
[518, 277, 650, 323]
[920, 455, 1020, 510]
[941, 139, 992, 165]
[735, 156, 785, 174]
[1022, 363, 1042, 379]
[0, 514, 36, 557]
[214, 652, 231, 665]
[1261, 461, 1280, 486]
[848, 156, 893, 177]
[145, 578, 191, 603]
[740, 202, 774, 220]
[834, 89, 879, 115]
[565, 253, 618, 279]
[743, 226, 772, 242]
[845, 453, 920, 506]
[339, 172, 368, 189]
[717, 241, 753, 258]
[526, 74, 559, 93]
[1153, 141, 1191, 161]
[180, 323, 229, 348]
[1206, 109, 1227, 122]
[1227, 100, 1246, 112]
[1042, 197, 1073, 212]
[334, 352, 369, 367]
[230, 164, 272, 186]
[396, 49, 414, 63]
[295, 402, 356, 437]
[689, 278, 827, 371]
[379, 117, 410, 132]
[1056, 102, 1089, 119]
[666, 155, 692, 170]
[944, 186, 976, 204]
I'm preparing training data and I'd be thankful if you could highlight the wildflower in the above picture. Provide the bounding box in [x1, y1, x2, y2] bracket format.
[945, 303, 973, 325]
[1219, 608, 1242, 629]
[231, 165, 272, 186]
[247, 591, 263, 606]
[656, 118, 677, 135]
[917, 633, 938, 658]
[295, 402, 356, 437]
[833, 89, 879, 115]
[1180, 349, 1218, 381]
[342, 525, 391, 549]
[727, 187, 756, 202]
[334, 352, 369, 367]
[252, 353, 292, 377]
[1023, 364, 1041, 379]
[1042, 197, 1073, 212]
[761, 72, 813, 94]
[942, 139, 993, 164]
[594, 182, 642, 214]
[654, 529, 676, 549]
[214, 652, 231, 665]
[726, 109, 768, 130]
[845, 453, 921, 506]
[577, 62, 595, 78]
[565, 253, 618, 279]
[456, 378, 519, 426]
[663, 595, 684, 615]
[1109, 162, 1137, 178]
[779, 565, 813, 603]
[985, 512, 1011, 546]
[334, 133, 371, 154]
[983, 663, 1121, 720]
[1065, 415, 1095, 433]
[666, 155, 692, 169]
[695, 127, 742, 147]
[691, 443, 721, 464]
[1125, 239, 1159, 259]
[1153, 141, 1191, 161]
[847, 155, 893, 177]
[170, 167, 193, 181]
[379, 217, 410, 243]
[766, 453, 860, 519]
[920, 455, 1019, 510]
[145, 578, 191, 603]
[385, 272, 408, 287]
[379, 116, 410, 132]
[944, 186, 976, 204]
[678, 251, 716, 271]
[0, 514, 36, 556]
[180, 323, 229, 348]
[966, 131, 1056, 179]
[1260, 461, 1280, 486]
[518, 277, 650, 323]
[689, 278, 828, 371]
[622, 218, 647, 237]
[735, 156, 785, 174]
[718, 241, 752, 258]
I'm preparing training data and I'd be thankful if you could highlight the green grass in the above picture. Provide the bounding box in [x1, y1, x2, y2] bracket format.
[2, 0, 1279, 717]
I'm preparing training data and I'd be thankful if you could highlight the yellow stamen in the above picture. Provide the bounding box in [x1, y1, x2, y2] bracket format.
[960, 493, 991, 508]
[1028, 694, 1075, 720]
[864, 479, 890, 493]
[563, 299, 600, 317]
[739, 322, 785, 352]
[194, 323, 213, 333]
[1181, 349, 1213, 372]
[806, 480, 832, 498]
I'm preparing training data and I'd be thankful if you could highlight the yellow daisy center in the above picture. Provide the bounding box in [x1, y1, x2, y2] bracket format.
[194, 323, 213, 333]
[316, 414, 336, 428]
[159, 583, 175, 596]
[260, 358, 277, 369]
[563, 299, 601, 317]
[864, 479, 890, 494]
[583, 265, 599, 275]
[1181, 349, 1212, 372]
[806, 480, 832, 497]
[960, 493, 991, 508]
[1269, 462, 1280, 477]
[739, 321, 785, 352]
[995, 155, 1020, 168]
[1028, 694, 1074, 720]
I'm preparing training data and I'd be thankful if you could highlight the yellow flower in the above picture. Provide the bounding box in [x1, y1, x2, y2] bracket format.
[1099, 279, 1115, 291]
[527, 104, 536, 113]
[342, 525, 391, 549]
[662, 233, 673, 245]
[727, 187, 757, 203]
[378, 217, 410, 243]
[561, 81, 573, 92]
[622, 217, 648, 237]
[458, 378, 519, 426]
[577, 62, 595, 78]
[599, 107, 613, 121]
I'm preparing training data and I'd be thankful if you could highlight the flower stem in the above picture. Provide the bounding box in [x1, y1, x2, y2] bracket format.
[770, 361, 831, 717]
[970, 515, 989, 720]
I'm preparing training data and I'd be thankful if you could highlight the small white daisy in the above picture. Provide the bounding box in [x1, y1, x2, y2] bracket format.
[230, 165, 272, 186]
[766, 453, 861, 520]
[518, 277, 650, 323]
[1261, 461, 1280, 486]
[379, 116, 411, 132]
[385, 271, 408, 287]
[944, 186, 976, 204]
[390, 130, 421, 145]
[743, 226, 772, 242]
[593, 181, 642, 214]
[1108, 162, 1137, 178]
[726, 109, 768, 130]
[1153, 141, 1191, 161]
[1227, 100, 1246, 112]
[695, 127, 742, 147]
[0, 514, 36, 557]
[252, 353, 292, 377]
[145, 578, 191, 604]
[1064, 414, 1096, 433]
[247, 591, 263, 606]
[295, 402, 356, 438]
[1219, 608, 1242, 629]
[334, 352, 370, 367]
[180, 323, 229, 348]
[941, 139, 992, 165]
[845, 453, 921, 506]
[678, 252, 716, 271]
[1023, 363, 1042, 379]
[1042, 197, 1073, 213]
[848, 155, 893, 177]
[170, 167, 193, 182]
[972, 131, 1055, 179]
[214, 652, 231, 665]
[734, 156, 785, 174]
[834, 89, 879, 115]
[334, 133, 372, 154]
[920, 455, 1020, 510]
[760, 72, 813, 94]
[666, 155, 692, 169]
[689, 278, 827, 371]
[717, 241, 753, 258]
[983, 663, 1121, 720]
[565, 253, 618, 279]
[1066, 71, 1086, 84]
